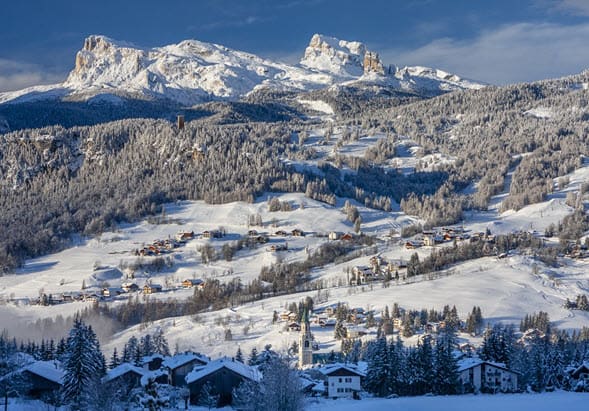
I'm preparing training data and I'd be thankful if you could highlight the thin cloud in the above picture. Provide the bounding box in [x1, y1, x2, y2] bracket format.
[552, 0, 589, 16]
[0, 59, 65, 92]
[381, 22, 589, 85]
[196, 15, 268, 31]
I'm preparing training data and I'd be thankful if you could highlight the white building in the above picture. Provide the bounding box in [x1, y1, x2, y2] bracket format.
[458, 358, 518, 393]
[320, 363, 365, 399]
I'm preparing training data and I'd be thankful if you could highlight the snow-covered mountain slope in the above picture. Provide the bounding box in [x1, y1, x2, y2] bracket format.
[0, 34, 484, 106]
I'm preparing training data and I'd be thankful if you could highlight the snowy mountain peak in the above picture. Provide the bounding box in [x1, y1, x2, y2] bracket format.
[0, 34, 485, 107]
[301, 33, 373, 77]
[82, 35, 131, 52]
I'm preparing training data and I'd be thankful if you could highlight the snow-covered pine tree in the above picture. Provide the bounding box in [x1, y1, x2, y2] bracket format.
[414, 335, 435, 395]
[232, 378, 261, 411]
[61, 318, 106, 410]
[56, 337, 67, 360]
[140, 334, 154, 357]
[259, 357, 304, 411]
[109, 347, 121, 369]
[334, 318, 347, 340]
[364, 336, 389, 397]
[248, 347, 258, 365]
[198, 381, 220, 410]
[152, 329, 170, 356]
[140, 377, 168, 411]
[122, 335, 139, 364]
[386, 336, 403, 395]
[235, 347, 244, 363]
[347, 339, 362, 364]
[433, 326, 460, 395]
[479, 324, 516, 366]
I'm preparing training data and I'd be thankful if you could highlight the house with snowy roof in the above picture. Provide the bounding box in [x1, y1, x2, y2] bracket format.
[570, 361, 589, 380]
[5, 360, 64, 399]
[141, 353, 166, 371]
[457, 358, 519, 393]
[569, 361, 589, 391]
[143, 283, 163, 294]
[319, 363, 365, 399]
[181, 278, 204, 289]
[103, 363, 146, 392]
[163, 352, 209, 386]
[185, 356, 261, 407]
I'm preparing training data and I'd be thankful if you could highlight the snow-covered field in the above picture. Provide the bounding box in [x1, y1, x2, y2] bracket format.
[308, 392, 589, 411]
[6, 391, 587, 410]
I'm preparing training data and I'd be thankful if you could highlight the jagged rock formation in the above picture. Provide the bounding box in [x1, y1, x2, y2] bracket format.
[363, 51, 384, 75]
[0, 34, 484, 106]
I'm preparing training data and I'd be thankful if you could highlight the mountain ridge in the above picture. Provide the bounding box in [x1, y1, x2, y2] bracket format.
[0, 34, 484, 107]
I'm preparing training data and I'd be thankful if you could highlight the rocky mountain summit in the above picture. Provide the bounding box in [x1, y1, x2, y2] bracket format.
[0, 34, 483, 107]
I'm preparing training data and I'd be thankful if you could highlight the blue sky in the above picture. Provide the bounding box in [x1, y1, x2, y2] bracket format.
[1, 0, 589, 91]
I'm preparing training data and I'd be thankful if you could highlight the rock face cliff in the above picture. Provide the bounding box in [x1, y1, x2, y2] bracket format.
[363, 51, 385, 75]
[0, 34, 484, 106]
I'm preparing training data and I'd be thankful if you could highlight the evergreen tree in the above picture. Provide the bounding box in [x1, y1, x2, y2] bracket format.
[140, 334, 154, 357]
[235, 347, 244, 363]
[233, 379, 262, 411]
[234, 356, 303, 411]
[364, 336, 389, 397]
[262, 357, 304, 411]
[109, 348, 121, 369]
[334, 319, 347, 340]
[386, 336, 402, 395]
[140, 377, 168, 411]
[433, 327, 460, 395]
[480, 324, 516, 366]
[347, 339, 362, 364]
[413, 336, 435, 395]
[248, 348, 259, 366]
[198, 381, 219, 410]
[56, 338, 67, 360]
[122, 336, 139, 364]
[61, 318, 106, 410]
[152, 329, 170, 356]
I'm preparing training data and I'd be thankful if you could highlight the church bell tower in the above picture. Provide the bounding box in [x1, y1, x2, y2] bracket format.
[298, 308, 313, 368]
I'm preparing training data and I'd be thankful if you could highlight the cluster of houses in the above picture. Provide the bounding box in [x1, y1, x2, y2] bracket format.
[403, 226, 498, 249]
[34, 277, 207, 306]
[563, 241, 589, 259]
[279, 304, 371, 341]
[131, 227, 234, 257]
[133, 237, 183, 257]
[5, 322, 589, 408]
[141, 277, 206, 295]
[1, 352, 372, 407]
[12, 350, 577, 408]
[245, 228, 305, 252]
[351, 255, 408, 284]
[137, 230, 195, 257]
[328, 231, 355, 241]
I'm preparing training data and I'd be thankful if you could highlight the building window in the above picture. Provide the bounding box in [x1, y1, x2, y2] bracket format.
[339, 378, 342, 383]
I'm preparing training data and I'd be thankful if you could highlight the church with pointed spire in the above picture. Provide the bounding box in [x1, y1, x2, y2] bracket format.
[298, 308, 313, 368]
